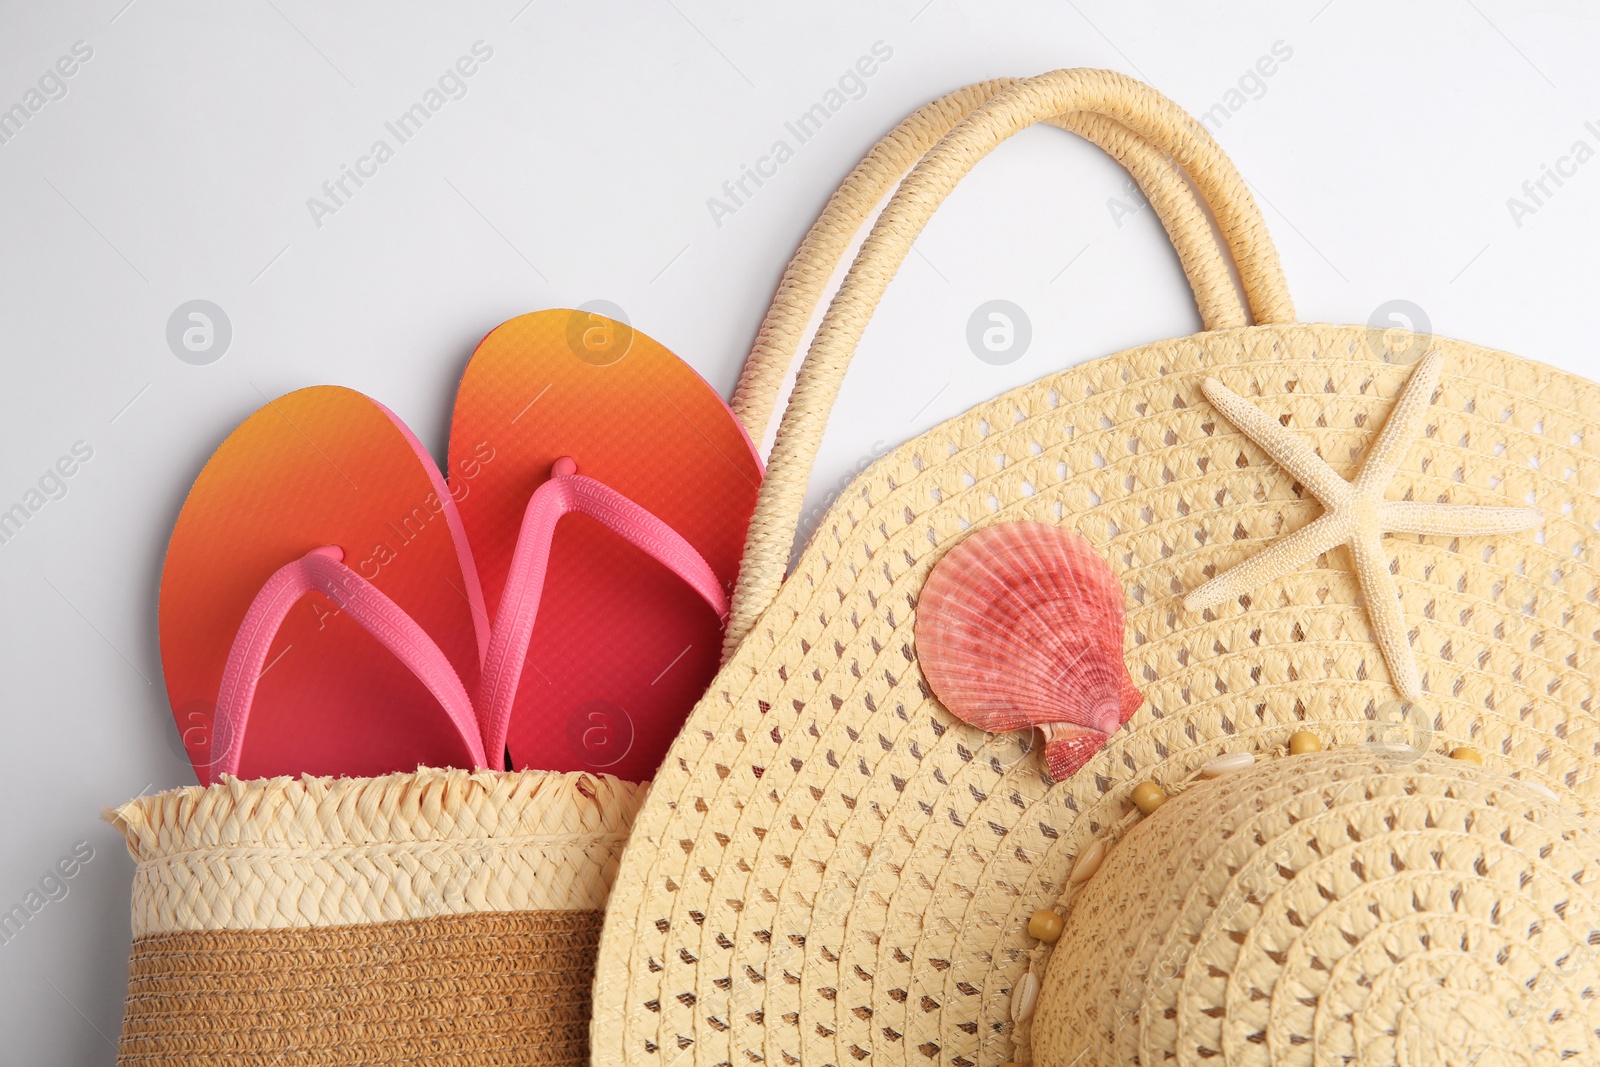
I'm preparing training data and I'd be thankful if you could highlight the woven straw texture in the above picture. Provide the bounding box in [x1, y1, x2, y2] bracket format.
[111, 767, 644, 1066]
[1034, 747, 1600, 1066]
[591, 323, 1600, 1067]
[119, 911, 603, 1066]
[110, 766, 645, 933]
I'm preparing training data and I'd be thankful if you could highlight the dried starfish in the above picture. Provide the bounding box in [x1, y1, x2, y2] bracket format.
[1183, 352, 1540, 701]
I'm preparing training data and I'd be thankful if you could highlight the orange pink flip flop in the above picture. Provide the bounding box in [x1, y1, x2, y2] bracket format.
[159, 386, 489, 783]
[159, 311, 762, 786]
[449, 309, 762, 782]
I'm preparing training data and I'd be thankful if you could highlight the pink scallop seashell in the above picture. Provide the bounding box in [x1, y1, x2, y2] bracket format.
[915, 522, 1143, 782]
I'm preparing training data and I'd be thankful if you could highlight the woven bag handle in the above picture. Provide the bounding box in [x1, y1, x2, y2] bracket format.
[725, 68, 1294, 655]
[729, 78, 1273, 446]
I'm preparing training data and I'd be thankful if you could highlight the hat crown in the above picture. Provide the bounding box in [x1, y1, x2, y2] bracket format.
[1033, 748, 1600, 1066]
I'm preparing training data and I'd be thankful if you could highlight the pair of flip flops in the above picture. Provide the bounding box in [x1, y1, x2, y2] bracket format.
[159, 310, 762, 785]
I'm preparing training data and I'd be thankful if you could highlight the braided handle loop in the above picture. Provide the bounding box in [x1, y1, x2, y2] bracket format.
[725, 69, 1293, 656]
[730, 79, 1284, 446]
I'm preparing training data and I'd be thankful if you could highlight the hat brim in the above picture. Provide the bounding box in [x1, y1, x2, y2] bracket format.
[592, 323, 1600, 1067]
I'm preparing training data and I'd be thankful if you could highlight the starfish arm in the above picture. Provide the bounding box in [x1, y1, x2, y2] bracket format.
[1379, 500, 1542, 537]
[1183, 512, 1348, 612]
[1354, 352, 1443, 496]
[1200, 378, 1352, 505]
[1349, 529, 1422, 702]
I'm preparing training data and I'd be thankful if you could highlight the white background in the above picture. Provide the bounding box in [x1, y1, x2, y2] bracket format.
[1, 1, 1597, 1061]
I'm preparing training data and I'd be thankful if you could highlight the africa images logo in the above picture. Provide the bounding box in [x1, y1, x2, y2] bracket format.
[706, 41, 893, 228]
[0, 441, 93, 547]
[0, 40, 94, 148]
[0, 841, 95, 948]
[1504, 118, 1600, 228]
[305, 41, 494, 228]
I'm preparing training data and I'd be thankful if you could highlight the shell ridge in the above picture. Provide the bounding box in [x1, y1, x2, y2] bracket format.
[915, 522, 1144, 751]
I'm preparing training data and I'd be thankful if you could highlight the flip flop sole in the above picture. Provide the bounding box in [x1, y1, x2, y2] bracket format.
[160, 386, 486, 780]
[449, 310, 762, 781]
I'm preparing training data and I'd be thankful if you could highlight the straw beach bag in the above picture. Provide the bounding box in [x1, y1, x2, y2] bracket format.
[109, 768, 644, 1065]
[590, 70, 1600, 1066]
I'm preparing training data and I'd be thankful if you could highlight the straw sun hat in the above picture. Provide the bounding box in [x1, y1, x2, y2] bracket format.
[592, 71, 1600, 1066]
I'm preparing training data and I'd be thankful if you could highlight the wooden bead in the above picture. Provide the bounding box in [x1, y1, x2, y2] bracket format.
[1287, 731, 1322, 755]
[1449, 746, 1483, 765]
[1131, 781, 1167, 815]
[1027, 909, 1064, 943]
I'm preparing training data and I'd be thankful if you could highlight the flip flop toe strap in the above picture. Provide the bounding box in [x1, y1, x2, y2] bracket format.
[207, 547, 487, 784]
[478, 472, 729, 765]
